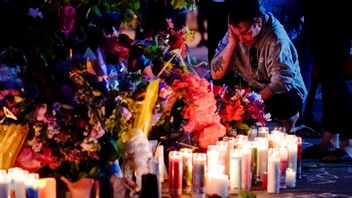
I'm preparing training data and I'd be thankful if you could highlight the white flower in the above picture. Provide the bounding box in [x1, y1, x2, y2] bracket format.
[81, 137, 100, 152]
[264, 113, 272, 121]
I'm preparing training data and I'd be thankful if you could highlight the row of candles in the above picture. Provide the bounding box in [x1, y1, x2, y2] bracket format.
[168, 127, 302, 197]
[0, 167, 56, 198]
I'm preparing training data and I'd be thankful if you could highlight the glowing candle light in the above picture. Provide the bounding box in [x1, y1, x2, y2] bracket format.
[192, 153, 206, 198]
[207, 145, 219, 174]
[168, 150, 182, 197]
[229, 149, 242, 194]
[180, 148, 192, 194]
[285, 168, 296, 188]
[38, 178, 56, 198]
[256, 137, 268, 182]
[267, 148, 280, 193]
[0, 169, 9, 198]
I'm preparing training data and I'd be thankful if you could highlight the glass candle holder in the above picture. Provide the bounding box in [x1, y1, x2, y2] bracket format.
[168, 150, 182, 197]
[192, 153, 206, 198]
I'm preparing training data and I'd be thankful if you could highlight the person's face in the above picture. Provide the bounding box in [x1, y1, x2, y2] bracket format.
[230, 18, 262, 47]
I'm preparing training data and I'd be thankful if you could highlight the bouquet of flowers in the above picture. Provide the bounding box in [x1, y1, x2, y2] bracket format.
[214, 86, 270, 135]
[153, 73, 226, 150]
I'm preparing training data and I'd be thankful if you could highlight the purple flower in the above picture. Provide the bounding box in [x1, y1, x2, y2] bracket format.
[28, 7, 43, 19]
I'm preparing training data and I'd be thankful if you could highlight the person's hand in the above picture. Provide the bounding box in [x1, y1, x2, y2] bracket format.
[228, 24, 238, 48]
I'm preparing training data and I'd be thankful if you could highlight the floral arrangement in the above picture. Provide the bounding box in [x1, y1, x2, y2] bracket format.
[166, 73, 226, 149]
[214, 86, 270, 135]
[10, 58, 149, 182]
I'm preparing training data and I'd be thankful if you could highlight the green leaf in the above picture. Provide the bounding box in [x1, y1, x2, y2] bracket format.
[240, 189, 256, 198]
[91, 5, 102, 17]
[170, 0, 186, 9]
[88, 166, 101, 177]
[234, 122, 250, 130]
[131, 0, 140, 10]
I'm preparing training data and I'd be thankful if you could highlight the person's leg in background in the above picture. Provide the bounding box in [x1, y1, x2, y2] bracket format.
[302, 1, 352, 161]
[318, 33, 352, 161]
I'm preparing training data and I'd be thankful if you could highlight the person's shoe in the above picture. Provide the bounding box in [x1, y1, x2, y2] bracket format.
[302, 132, 340, 159]
[302, 144, 329, 159]
[320, 148, 352, 163]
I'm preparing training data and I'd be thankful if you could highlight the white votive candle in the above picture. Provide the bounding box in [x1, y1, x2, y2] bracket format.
[210, 173, 228, 197]
[0, 170, 9, 198]
[267, 148, 280, 193]
[285, 168, 296, 188]
[192, 153, 206, 198]
[256, 138, 268, 182]
[230, 149, 242, 194]
[288, 143, 298, 173]
[240, 148, 252, 191]
[216, 141, 228, 174]
[258, 126, 269, 138]
[207, 145, 219, 173]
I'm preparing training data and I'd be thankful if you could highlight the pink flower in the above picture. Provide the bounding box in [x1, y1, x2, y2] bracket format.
[58, 4, 76, 37]
[15, 146, 57, 171]
[166, 18, 174, 29]
[89, 122, 105, 139]
[35, 104, 48, 122]
[195, 123, 226, 149]
[171, 74, 226, 146]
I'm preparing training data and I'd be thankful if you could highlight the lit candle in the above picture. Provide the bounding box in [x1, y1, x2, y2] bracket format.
[38, 178, 56, 198]
[248, 125, 258, 140]
[180, 148, 192, 194]
[285, 168, 296, 188]
[168, 151, 182, 197]
[207, 173, 228, 197]
[288, 142, 298, 173]
[0, 169, 8, 198]
[240, 148, 252, 191]
[147, 158, 161, 198]
[267, 148, 280, 193]
[296, 137, 302, 179]
[155, 145, 168, 182]
[225, 137, 236, 176]
[258, 126, 269, 138]
[269, 130, 285, 148]
[235, 135, 248, 148]
[207, 145, 219, 174]
[192, 153, 206, 198]
[216, 141, 228, 174]
[69, 48, 73, 60]
[25, 173, 40, 198]
[250, 141, 258, 183]
[229, 149, 242, 194]
[256, 137, 268, 182]
[8, 168, 27, 198]
[279, 147, 288, 189]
